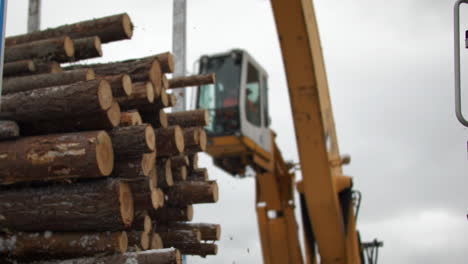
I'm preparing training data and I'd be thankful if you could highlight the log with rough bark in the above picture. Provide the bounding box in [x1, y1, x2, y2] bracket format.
[171, 155, 189, 168]
[72, 36, 102, 61]
[169, 243, 217, 257]
[2, 69, 95, 94]
[188, 153, 199, 170]
[150, 233, 164, 249]
[0, 178, 133, 231]
[164, 223, 221, 241]
[162, 74, 169, 90]
[120, 110, 142, 127]
[168, 93, 177, 108]
[132, 210, 152, 233]
[3, 60, 36, 76]
[109, 124, 155, 160]
[0, 231, 127, 259]
[97, 74, 133, 97]
[0, 120, 19, 140]
[6, 13, 133, 46]
[158, 230, 201, 245]
[154, 52, 174, 73]
[5, 36, 74, 63]
[28, 249, 182, 264]
[0, 130, 113, 185]
[128, 180, 161, 210]
[167, 109, 209, 128]
[116, 82, 154, 110]
[172, 166, 187, 182]
[127, 231, 150, 250]
[188, 168, 208, 181]
[156, 159, 174, 188]
[140, 108, 168, 129]
[150, 206, 193, 222]
[166, 181, 218, 206]
[168, 73, 216, 89]
[20, 101, 121, 135]
[155, 126, 184, 157]
[183, 127, 207, 153]
[113, 152, 155, 178]
[154, 89, 170, 109]
[1, 80, 113, 123]
[36, 61, 63, 74]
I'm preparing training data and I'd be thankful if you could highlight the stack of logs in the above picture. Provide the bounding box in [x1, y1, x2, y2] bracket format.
[0, 13, 219, 264]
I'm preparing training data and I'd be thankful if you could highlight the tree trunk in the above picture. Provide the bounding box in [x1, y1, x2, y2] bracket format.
[6, 13, 133, 46]
[120, 110, 142, 127]
[113, 152, 155, 178]
[116, 82, 154, 110]
[5, 36, 74, 63]
[20, 101, 120, 136]
[168, 73, 216, 89]
[72, 36, 102, 61]
[1, 80, 113, 123]
[166, 181, 218, 206]
[3, 69, 95, 94]
[169, 243, 217, 257]
[140, 108, 168, 129]
[167, 109, 209, 128]
[188, 168, 208, 181]
[109, 124, 155, 160]
[163, 223, 221, 241]
[128, 180, 157, 211]
[0, 231, 127, 259]
[3, 60, 36, 76]
[0, 130, 113, 185]
[0, 120, 19, 140]
[150, 206, 193, 222]
[183, 127, 207, 153]
[0, 178, 134, 231]
[97, 74, 133, 97]
[156, 159, 173, 188]
[158, 230, 201, 245]
[155, 126, 184, 157]
[29, 249, 181, 264]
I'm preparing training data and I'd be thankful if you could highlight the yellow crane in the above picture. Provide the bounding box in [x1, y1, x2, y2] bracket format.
[194, 1, 382, 263]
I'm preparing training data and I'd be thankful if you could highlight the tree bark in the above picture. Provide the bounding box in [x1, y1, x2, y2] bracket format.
[158, 230, 201, 245]
[128, 180, 157, 211]
[5, 36, 74, 63]
[132, 210, 152, 233]
[167, 109, 209, 128]
[20, 101, 120, 136]
[168, 73, 216, 89]
[34, 61, 63, 75]
[183, 127, 207, 153]
[29, 249, 181, 264]
[154, 52, 174, 73]
[166, 181, 218, 206]
[97, 74, 133, 97]
[188, 153, 199, 170]
[150, 206, 193, 222]
[187, 168, 208, 182]
[156, 159, 173, 188]
[72, 36, 102, 61]
[0, 178, 134, 231]
[127, 231, 149, 250]
[109, 124, 155, 160]
[3, 69, 95, 94]
[1, 80, 113, 123]
[140, 108, 168, 129]
[171, 155, 189, 168]
[0, 231, 127, 259]
[3, 60, 36, 76]
[0, 120, 19, 140]
[6, 13, 133, 46]
[0, 130, 113, 185]
[113, 152, 155, 178]
[172, 166, 187, 182]
[155, 126, 184, 157]
[169, 243, 217, 257]
[116, 82, 154, 110]
[120, 110, 142, 127]
[163, 223, 221, 241]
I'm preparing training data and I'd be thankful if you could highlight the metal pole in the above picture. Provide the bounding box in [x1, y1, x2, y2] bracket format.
[27, 0, 40, 33]
[0, 0, 7, 108]
[172, 0, 187, 112]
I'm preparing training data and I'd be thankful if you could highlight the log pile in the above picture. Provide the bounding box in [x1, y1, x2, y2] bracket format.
[0, 13, 219, 263]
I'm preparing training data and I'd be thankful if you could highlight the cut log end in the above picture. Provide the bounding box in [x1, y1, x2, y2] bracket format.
[151, 233, 163, 249]
[211, 182, 219, 203]
[98, 80, 114, 110]
[64, 36, 75, 57]
[26, 60, 36, 72]
[122, 74, 133, 96]
[107, 101, 122, 128]
[146, 82, 155, 103]
[122, 13, 133, 39]
[119, 182, 134, 228]
[96, 131, 114, 176]
[145, 125, 156, 152]
[119, 231, 129, 253]
[93, 36, 103, 57]
[215, 225, 222, 241]
[149, 60, 162, 90]
[157, 189, 165, 208]
[142, 152, 156, 176]
[49, 61, 63, 73]
[174, 126, 185, 154]
[144, 215, 152, 233]
[199, 129, 207, 152]
[121, 110, 142, 126]
[187, 205, 194, 221]
[86, 68, 96, 80]
[159, 109, 168, 128]
[151, 189, 162, 209]
[141, 232, 150, 250]
[175, 249, 182, 264]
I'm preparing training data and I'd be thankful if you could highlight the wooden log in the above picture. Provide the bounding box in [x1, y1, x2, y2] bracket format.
[1, 79, 113, 123]
[159, 230, 201, 245]
[0, 130, 113, 185]
[0, 231, 127, 259]
[162, 74, 169, 90]
[150, 206, 193, 222]
[166, 181, 218, 206]
[132, 210, 152, 233]
[168, 93, 177, 108]
[167, 109, 209, 128]
[3, 60, 35, 76]
[183, 127, 207, 153]
[154, 52, 174, 73]
[150, 233, 163, 249]
[188, 153, 199, 170]
[5, 36, 74, 63]
[72, 36, 102, 61]
[156, 159, 174, 188]
[168, 73, 216, 89]
[188, 168, 208, 181]
[148, 167, 158, 190]
[34, 61, 62, 74]
[128, 180, 158, 210]
[120, 110, 142, 127]
[154, 188, 165, 208]
[165, 223, 221, 241]
[169, 243, 217, 257]
[6, 13, 133, 46]
[97, 74, 133, 97]
[109, 124, 155, 160]
[154, 89, 170, 109]
[0, 178, 133, 231]
[127, 231, 149, 250]
[140, 108, 168, 129]
[3, 69, 95, 94]
[20, 101, 121, 135]
[171, 155, 189, 168]
[172, 166, 187, 182]
[113, 152, 155, 178]
[29, 249, 182, 264]
[0, 120, 19, 140]
[155, 126, 184, 157]
[116, 82, 154, 110]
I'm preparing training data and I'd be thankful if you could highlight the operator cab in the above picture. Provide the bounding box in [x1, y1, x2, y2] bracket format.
[196, 49, 272, 176]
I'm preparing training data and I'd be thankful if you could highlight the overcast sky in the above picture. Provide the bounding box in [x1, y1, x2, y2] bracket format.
[5, 0, 468, 263]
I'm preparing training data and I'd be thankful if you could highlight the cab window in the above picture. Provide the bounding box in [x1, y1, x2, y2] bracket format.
[245, 63, 261, 127]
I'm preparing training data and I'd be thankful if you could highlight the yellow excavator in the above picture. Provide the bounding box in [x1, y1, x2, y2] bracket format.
[193, 1, 383, 263]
